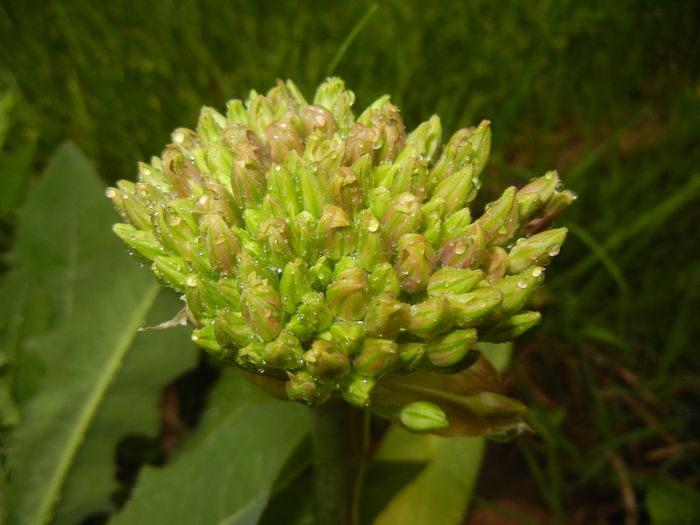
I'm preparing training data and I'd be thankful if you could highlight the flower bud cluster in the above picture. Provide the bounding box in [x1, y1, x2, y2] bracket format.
[109, 78, 571, 431]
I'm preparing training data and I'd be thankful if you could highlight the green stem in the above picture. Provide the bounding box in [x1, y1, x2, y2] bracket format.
[310, 400, 369, 525]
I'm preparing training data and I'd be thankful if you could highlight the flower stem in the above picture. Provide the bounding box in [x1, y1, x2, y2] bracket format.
[310, 400, 369, 525]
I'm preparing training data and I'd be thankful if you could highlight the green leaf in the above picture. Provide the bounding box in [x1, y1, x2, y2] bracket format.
[360, 460, 427, 525]
[109, 369, 309, 525]
[0, 139, 35, 219]
[4, 142, 197, 525]
[646, 477, 700, 525]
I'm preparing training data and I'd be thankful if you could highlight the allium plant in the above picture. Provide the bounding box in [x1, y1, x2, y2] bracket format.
[108, 78, 572, 523]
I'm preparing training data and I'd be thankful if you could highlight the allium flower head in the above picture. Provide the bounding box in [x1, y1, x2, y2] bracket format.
[109, 78, 573, 436]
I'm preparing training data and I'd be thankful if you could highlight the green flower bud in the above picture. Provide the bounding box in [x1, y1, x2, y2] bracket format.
[263, 330, 304, 370]
[256, 218, 295, 270]
[327, 321, 366, 355]
[201, 214, 240, 276]
[421, 212, 442, 246]
[447, 288, 503, 328]
[339, 374, 377, 408]
[353, 338, 398, 377]
[364, 293, 409, 339]
[226, 99, 249, 125]
[405, 114, 442, 162]
[482, 247, 509, 281]
[390, 156, 429, 199]
[230, 146, 267, 209]
[319, 205, 354, 260]
[241, 275, 284, 341]
[396, 343, 426, 374]
[313, 77, 355, 133]
[214, 309, 258, 348]
[309, 256, 333, 291]
[196, 107, 226, 146]
[440, 223, 486, 269]
[465, 120, 491, 177]
[475, 186, 519, 246]
[441, 208, 472, 243]
[380, 192, 422, 243]
[235, 342, 267, 370]
[353, 210, 389, 270]
[491, 267, 545, 316]
[367, 187, 393, 220]
[191, 322, 223, 354]
[205, 144, 234, 186]
[151, 203, 195, 255]
[395, 233, 437, 294]
[326, 268, 368, 321]
[286, 291, 333, 341]
[266, 162, 301, 218]
[265, 120, 303, 162]
[286, 370, 334, 406]
[330, 167, 364, 217]
[431, 164, 477, 216]
[507, 227, 568, 274]
[399, 401, 449, 432]
[107, 183, 151, 231]
[290, 211, 319, 263]
[279, 258, 313, 313]
[407, 296, 454, 338]
[516, 170, 559, 222]
[184, 276, 214, 320]
[112, 224, 165, 261]
[137, 159, 171, 193]
[247, 91, 276, 135]
[427, 268, 484, 296]
[480, 311, 542, 343]
[425, 328, 478, 368]
[305, 340, 351, 380]
[368, 263, 402, 297]
[152, 255, 189, 291]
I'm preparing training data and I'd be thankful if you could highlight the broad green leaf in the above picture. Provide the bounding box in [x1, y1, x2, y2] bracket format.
[4, 142, 196, 525]
[0, 139, 35, 218]
[360, 460, 427, 525]
[110, 369, 309, 525]
[646, 477, 700, 525]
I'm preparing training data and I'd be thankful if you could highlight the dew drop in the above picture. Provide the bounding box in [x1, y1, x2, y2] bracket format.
[105, 188, 117, 198]
[548, 245, 560, 256]
[532, 268, 543, 277]
[517, 280, 528, 289]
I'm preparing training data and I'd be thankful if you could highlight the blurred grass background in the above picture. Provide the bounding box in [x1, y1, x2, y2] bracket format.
[1, 0, 699, 522]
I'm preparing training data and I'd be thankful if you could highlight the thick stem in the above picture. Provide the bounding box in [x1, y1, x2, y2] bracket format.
[310, 400, 369, 525]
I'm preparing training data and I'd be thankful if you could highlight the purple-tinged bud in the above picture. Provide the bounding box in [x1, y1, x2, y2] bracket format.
[370, 102, 407, 163]
[286, 291, 333, 341]
[516, 171, 559, 222]
[507, 227, 567, 274]
[427, 268, 484, 296]
[286, 370, 334, 406]
[326, 267, 368, 321]
[300, 104, 337, 139]
[368, 263, 402, 297]
[108, 184, 152, 231]
[236, 248, 278, 288]
[405, 114, 442, 162]
[395, 233, 437, 294]
[353, 338, 398, 377]
[480, 311, 542, 343]
[313, 77, 356, 133]
[339, 374, 377, 407]
[447, 288, 503, 328]
[440, 223, 486, 269]
[406, 296, 454, 338]
[112, 224, 165, 262]
[520, 190, 575, 236]
[464, 120, 491, 177]
[319, 205, 354, 260]
[290, 211, 319, 263]
[327, 321, 366, 355]
[421, 212, 442, 246]
[191, 323, 223, 355]
[364, 294, 409, 339]
[380, 192, 423, 243]
[399, 401, 449, 432]
[199, 183, 241, 227]
[279, 258, 313, 313]
[367, 187, 393, 220]
[161, 146, 202, 197]
[230, 145, 267, 209]
[491, 266, 545, 316]
[152, 255, 189, 291]
[390, 157, 429, 199]
[256, 218, 295, 270]
[241, 275, 285, 341]
[235, 342, 267, 370]
[396, 343, 426, 374]
[441, 208, 472, 243]
[214, 309, 258, 348]
[260, 193, 289, 223]
[475, 186, 519, 247]
[431, 164, 477, 216]
[482, 247, 509, 281]
[343, 123, 377, 165]
[201, 214, 240, 276]
[425, 328, 478, 368]
[305, 340, 351, 380]
[263, 330, 304, 370]
[353, 210, 390, 270]
[330, 167, 364, 217]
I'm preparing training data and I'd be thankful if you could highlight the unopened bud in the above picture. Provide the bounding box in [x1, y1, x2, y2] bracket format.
[241, 275, 284, 341]
[405, 115, 442, 162]
[201, 214, 240, 275]
[264, 330, 304, 370]
[440, 223, 485, 269]
[290, 211, 319, 263]
[286, 370, 334, 406]
[319, 205, 354, 260]
[364, 294, 409, 338]
[482, 247, 509, 281]
[354, 210, 389, 270]
[381, 192, 422, 243]
[112, 224, 165, 261]
[475, 186, 519, 246]
[399, 401, 449, 432]
[300, 104, 337, 139]
[491, 267, 545, 316]
[191, 323, 223, 354]
[407, 296, 454, 338]
[330, 167, 364, 217]
[215, 309, 258, 348]
[447, 288, 503, 328]
[396, 343, 426, 374]
[152, 255, 189, 291]
[279, 259, 313, 313]
[326, 268, 368, 321]
[516, 171, 559, 222]
[425, 328, 477, 368]
[480, 310, 542, 343]
[286, 291, 333, 341]
[427, 268, 484, 296]
[339, 374, 377, 408]
[368, 263, 402, 297]
[431, 164, 477, 216]
[395, 233, 437, 294]
[507, 228, 567, 274]
[354, 338, 398, 377]
[305, 340, 351, 380]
